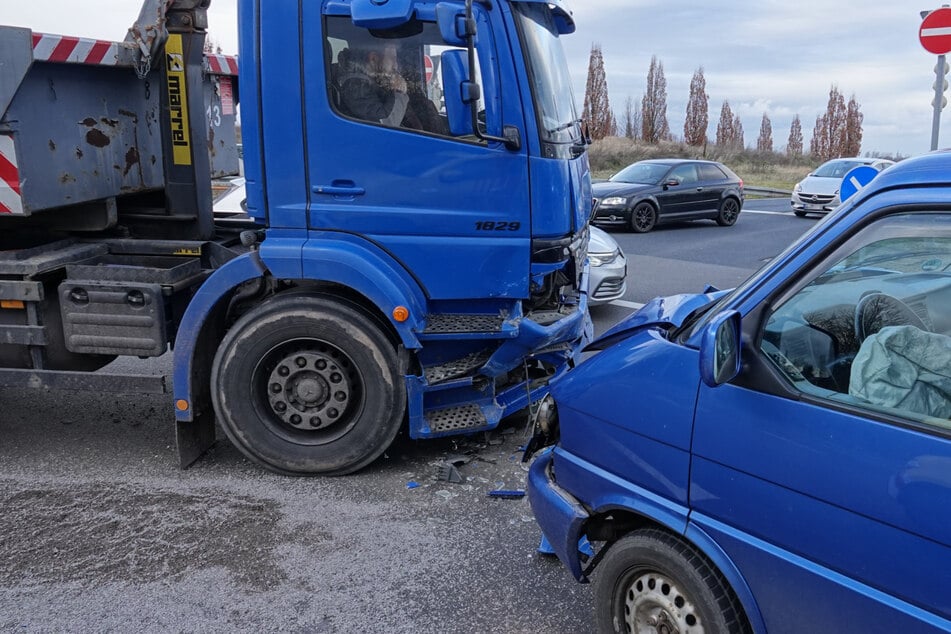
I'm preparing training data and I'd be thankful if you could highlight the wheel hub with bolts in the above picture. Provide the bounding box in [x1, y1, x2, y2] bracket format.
[267, 351, 351, 430]
[624, 571, 704, 634]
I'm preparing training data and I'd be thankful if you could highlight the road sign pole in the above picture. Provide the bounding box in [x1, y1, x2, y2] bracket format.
[932, 54, 945, 150]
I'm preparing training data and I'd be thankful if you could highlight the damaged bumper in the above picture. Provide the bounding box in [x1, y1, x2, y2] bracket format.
[527, 448, 590, 582]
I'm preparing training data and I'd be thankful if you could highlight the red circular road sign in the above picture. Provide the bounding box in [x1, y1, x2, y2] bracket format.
[424, 55, 434, 83]
[920, 7, 951, 54]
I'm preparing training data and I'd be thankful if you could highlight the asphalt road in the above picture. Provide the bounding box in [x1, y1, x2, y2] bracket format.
[0, 197, 815, 633]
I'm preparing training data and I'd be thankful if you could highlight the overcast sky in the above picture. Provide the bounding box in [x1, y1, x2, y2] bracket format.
[1, 1, 942, 157]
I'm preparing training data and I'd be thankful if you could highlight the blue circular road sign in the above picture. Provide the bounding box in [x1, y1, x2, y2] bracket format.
[839, 165, 879, 203]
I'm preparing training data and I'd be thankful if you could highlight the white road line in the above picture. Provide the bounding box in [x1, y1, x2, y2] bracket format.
[609, 299, 644, 309]
[743, 209, 792, 216]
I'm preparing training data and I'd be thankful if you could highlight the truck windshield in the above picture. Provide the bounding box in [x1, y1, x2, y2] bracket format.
[512, 4, 579, 144]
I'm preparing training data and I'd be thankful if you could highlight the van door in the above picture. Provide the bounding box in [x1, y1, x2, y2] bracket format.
[690, 212, 951, 632]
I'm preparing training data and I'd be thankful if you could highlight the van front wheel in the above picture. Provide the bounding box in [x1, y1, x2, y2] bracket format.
[594, 529, 749, 634]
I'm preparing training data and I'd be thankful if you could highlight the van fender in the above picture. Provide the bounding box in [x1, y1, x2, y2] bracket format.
[684, 520, 767, 633]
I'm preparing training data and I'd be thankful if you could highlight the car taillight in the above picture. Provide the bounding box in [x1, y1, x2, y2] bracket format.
[738, 179, 744, 189]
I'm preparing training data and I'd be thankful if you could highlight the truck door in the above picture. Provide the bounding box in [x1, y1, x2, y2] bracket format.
[690, 211, 951, 631]
[301, 7, 530, 301]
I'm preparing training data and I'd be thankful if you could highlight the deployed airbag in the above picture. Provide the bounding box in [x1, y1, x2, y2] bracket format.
[850, 325, 951, 419]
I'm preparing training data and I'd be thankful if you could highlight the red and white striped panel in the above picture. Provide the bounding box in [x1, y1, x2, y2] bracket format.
[205, 53, 239, 75]
[32, 32, 122, 66]
[0, 135, 23, 215]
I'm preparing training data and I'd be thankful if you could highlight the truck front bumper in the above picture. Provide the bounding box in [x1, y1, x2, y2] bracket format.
[527, 448, 591, 582]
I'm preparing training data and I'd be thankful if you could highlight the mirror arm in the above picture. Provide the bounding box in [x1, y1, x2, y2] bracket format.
[464, 0, 519, 150]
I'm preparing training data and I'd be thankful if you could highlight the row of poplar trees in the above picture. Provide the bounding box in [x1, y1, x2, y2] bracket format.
[582, 45, 864, 161]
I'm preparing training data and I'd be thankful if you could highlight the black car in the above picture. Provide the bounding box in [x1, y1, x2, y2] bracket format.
[592, 159, 744, 233]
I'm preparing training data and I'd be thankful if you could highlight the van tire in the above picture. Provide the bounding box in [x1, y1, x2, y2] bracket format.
[594, 528, 749, 634]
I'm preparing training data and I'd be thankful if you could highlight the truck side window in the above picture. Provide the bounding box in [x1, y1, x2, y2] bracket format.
[325, 17, 477, 138]
[760, 214, 951, 431]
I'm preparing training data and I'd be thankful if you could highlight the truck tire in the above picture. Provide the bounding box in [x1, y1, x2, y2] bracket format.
[594, 528, 749, 634]
[211, 295, 405, 475]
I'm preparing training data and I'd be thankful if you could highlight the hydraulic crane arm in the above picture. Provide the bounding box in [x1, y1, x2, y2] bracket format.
[124, 0, 209, 78]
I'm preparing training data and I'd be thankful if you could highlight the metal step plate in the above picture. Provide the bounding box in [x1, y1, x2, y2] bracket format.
[427, 404, 487, 433]
[423, 314, 504, 334]
[423, 350, 492, 384]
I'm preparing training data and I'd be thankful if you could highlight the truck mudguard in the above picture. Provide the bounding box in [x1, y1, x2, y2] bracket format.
[173, 231, 429, 421]
[173, 252, 267, 421]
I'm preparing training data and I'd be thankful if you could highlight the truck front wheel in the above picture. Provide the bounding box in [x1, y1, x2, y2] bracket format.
[211, 295, 405, 475]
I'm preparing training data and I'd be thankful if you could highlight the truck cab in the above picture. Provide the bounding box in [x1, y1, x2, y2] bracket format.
[0, 0, 591, 475]
[528, 151, 951, 633]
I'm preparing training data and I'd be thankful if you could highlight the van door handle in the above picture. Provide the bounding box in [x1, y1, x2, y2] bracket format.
[312, 182, 365, 196]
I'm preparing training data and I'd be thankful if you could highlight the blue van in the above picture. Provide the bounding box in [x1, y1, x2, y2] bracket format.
[528, 151, 951, 633]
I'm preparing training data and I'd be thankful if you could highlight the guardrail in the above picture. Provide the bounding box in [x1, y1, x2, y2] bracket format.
[745, 186, 791, 197]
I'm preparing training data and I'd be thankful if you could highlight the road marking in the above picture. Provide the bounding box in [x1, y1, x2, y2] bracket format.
[609, 299, 644, 309]
[743, 209, 792, 216]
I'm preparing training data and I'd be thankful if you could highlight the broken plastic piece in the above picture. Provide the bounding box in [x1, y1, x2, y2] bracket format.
[406, 481, 420, 489]
[437, 462, 465, 483]
[487, 489, 525, 499]
[537, 534, 594, 557]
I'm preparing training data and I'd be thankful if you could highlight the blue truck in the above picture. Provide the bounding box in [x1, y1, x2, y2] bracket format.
[528, 153, 951, 632]
[0, 0, 591, 475]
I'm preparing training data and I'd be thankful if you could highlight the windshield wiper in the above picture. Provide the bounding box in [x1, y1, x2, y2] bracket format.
[547, 118, 585, 136]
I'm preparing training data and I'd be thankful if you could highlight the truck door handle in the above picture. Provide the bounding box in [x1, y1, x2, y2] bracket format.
[312, 182, 365, 196]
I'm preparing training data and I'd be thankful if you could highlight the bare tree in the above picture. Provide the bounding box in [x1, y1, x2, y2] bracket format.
[844, 95, 864, 157]
[684, 67, 708, 147]
[641, 55, 670, 143]
[810, 85, 848, 160]
[756, 113, 773, 152]
[203, 36, 222, 54]
[582, 44, 614, 140]
[622, 96, 640, 140]
[732, 114, 745, 150]
[715, 101, 734, 147]
[787, 114, 803, 157]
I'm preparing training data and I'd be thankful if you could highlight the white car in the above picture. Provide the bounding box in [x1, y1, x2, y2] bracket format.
[212, 177, 250, 222]
[587, 226, 627, 306]
[791, 157, 894, 216]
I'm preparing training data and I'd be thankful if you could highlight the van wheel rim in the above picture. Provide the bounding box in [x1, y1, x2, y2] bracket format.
[622, 571, 704, 634]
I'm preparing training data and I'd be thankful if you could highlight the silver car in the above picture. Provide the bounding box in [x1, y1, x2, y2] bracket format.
[587, 226, 627, 306]
[791, 157, 894, 216]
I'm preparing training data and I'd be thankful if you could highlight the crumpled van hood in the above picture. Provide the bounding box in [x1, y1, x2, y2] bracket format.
[587, 290, 727, 350]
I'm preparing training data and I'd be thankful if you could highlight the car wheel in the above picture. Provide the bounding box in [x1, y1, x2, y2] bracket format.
[716, 197, 741, 226]
[594, 529, 749, 634]
[629, 202, 657, 233]
[794, 210, 808, 217]
[211, 294, 405, 475]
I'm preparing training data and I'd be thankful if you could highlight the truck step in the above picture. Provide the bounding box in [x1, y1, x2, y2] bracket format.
[422, 314, 505, 334]
[426, 404, 488, 433]
[423, 350, 492, 384]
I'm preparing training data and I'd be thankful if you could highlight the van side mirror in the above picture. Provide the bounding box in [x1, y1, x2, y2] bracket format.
[699, 310, 742, 387]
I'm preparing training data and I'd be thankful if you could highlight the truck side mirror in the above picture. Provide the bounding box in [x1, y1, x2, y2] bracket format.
[436, 3, 468, 46]
[699, 310, 742, 387]
[350, 0, 414, 29]
[441, 50, 475, 137]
